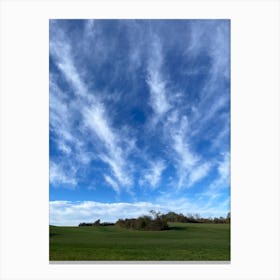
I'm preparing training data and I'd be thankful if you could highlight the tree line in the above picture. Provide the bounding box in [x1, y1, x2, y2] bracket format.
[116, 210, 169, 231]
[160, 211, 231, 224]
[79, 219, 114, 227]
[79, 211, 230, 231]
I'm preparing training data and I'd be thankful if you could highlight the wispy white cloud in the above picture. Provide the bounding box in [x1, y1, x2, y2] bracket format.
[146, 36, 170, 119]
[164, 113, 211, 189]
[189, 162, 211, 186]
[99, 153, 132, 187]
[171, 116, 198, 168]
[49, 161, 77, 187]
[166, 110, 179, 124]
[104, 175, 120, 194]
[187, 21, 230, 141]
[211, 116, 230, 149]
[50, 22, 135, 192]
[200, 153, 230, 199]
[57, 142, 72, 155]
[82, 105, 116, 150]
[50, 41, 87, 99]
[187, 21, 230, 80]
[216, 152, 230, 187]
[50, 73, 90, 185]
[164, 23, 229, 189]
[145, 34, 213, 189]
[142, 159, 166, 189]
[82, 104, 133, 188]
[146, 72, 170, 116]
[49, 77, 74, 144]
[210, 23, 230, 80]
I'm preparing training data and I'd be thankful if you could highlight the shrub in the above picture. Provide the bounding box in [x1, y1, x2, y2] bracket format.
[78, 223, 93, 227]
[116, 213, 169, 231]
[93, 219, 100, 226]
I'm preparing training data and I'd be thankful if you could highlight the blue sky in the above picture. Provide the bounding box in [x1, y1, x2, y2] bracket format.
[49, 20, 230, 226]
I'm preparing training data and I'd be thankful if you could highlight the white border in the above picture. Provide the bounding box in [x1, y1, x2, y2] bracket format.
[1, 0, 279, 279]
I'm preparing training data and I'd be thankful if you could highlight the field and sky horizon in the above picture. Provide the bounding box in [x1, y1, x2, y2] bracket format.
[49, 19, 230, 226]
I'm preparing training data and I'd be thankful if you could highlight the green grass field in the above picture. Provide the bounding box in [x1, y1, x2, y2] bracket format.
[49, 223, 230, 261]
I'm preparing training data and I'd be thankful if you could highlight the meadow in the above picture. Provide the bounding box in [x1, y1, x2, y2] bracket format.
[49, 223, 230, 261]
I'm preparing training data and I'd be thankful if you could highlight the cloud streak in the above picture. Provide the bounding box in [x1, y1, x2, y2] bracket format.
[145, 34, 214, 189]
[146, 35, 171, 122]
[50, 21, 134, 192]
[49, 161, 77, 187]
[142, 159, 166, 189]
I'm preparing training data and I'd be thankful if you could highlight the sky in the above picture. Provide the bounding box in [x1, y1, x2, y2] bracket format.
[49, 19, 230, 226]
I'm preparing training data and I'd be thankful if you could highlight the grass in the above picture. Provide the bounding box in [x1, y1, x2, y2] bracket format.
[49, 223, 230, 261]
